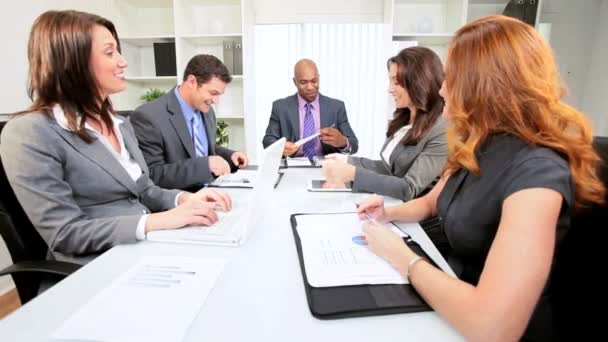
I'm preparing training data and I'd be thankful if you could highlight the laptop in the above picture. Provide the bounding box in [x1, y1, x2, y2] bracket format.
[146, 138, 286, 246]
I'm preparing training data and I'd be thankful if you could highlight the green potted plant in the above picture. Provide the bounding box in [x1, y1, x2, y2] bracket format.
[140, 88, 166, 103]
[216, 120, 229, 147]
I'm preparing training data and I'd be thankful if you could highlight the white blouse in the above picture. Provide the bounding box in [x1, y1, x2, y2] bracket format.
[382, 124, 412, 164]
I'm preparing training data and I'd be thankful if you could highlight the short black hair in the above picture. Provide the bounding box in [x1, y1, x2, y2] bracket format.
[182, 54, 232, 85]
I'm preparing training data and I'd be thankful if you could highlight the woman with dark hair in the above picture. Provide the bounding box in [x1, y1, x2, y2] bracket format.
[357, 16, 605, 341]
[0, 10, 231, 265]
[322, 46, 447, 201]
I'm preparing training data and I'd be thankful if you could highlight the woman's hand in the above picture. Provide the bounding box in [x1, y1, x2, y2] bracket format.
[363, 222, 415, 271]
[321, 159, 355, 187]
[179, 188, 232, 211]
[146, 199, 219, 233]
[324, 153, 348, 163]
[356, 195, 388, 223]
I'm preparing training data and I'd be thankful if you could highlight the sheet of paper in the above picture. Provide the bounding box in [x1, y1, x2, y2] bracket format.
[52, 256, 228, 342]
[286, 157, 313, 167]
[210, 169, 258, 188]
[296, 213, 412, 287]
[294, 132, 320, 147]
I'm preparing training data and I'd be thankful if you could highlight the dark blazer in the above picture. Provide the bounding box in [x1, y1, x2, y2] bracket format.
[130, 88, 236, 190]
[0, 112, 180, 264]
[262, 93, 358, 154]
[350, 118, 447, 200]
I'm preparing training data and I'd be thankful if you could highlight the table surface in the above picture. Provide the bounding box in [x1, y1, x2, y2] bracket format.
[0, 168, 463, 341]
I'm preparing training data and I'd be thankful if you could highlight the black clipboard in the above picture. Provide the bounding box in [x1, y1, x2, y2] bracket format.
[290, 213, 437, 319]
[281, 156, 323, 169]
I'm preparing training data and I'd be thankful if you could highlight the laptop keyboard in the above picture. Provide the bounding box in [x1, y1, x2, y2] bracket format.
[180, 209, 245, 238]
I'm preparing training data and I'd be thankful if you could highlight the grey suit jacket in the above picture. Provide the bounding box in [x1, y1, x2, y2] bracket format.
[262, 94, 359, 155]
[0, 113, 180, 264]
[130, 88, 236, 190]
[350, 118, 448, 200]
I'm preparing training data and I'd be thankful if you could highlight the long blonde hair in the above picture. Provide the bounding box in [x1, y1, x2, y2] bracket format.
[443, 15, 605, 208]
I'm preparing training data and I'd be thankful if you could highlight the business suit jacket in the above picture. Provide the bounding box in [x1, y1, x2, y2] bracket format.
[130, 88, 236, 191]
[0, 113, 180, 265]
[262, 93, 359, 154]
[350, 118, 447, 200]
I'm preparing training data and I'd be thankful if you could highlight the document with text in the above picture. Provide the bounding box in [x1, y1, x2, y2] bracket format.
[296, 213, 415, 287]
[51, 256, 228, 342]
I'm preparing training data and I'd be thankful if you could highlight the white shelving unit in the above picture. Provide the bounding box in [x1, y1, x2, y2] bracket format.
[108, 0, 249, 152]
[389, 1, 538, 61]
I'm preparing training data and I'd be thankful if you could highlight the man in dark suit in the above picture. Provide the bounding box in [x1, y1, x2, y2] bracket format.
[262, 59, 358, 157]
[130, 54, 248, 191]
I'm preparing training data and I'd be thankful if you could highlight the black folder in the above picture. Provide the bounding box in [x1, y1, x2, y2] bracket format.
[290, 213, 438, 319]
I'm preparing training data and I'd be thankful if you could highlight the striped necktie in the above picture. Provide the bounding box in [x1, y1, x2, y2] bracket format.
[302, 102, 316, 158]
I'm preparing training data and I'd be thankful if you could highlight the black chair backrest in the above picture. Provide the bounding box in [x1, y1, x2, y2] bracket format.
[553, 136, 608, 340]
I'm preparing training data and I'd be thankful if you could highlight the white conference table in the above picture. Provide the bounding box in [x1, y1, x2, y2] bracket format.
[0, 167, 464, 341]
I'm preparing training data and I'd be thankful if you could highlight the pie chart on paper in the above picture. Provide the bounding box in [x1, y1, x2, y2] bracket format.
[352, 235, 368, 246]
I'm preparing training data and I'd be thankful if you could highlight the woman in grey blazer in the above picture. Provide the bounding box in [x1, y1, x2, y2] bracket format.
[322, 47, 447, 201]
[0, 10, 231, 265]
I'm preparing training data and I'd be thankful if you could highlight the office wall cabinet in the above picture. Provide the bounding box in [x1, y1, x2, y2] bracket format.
[109, 0, 250, 151]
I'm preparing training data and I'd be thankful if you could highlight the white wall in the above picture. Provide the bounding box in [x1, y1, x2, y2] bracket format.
[253, 0, 384, 24]
[582, 0, 608, 136]
[539, 0, 602, 110]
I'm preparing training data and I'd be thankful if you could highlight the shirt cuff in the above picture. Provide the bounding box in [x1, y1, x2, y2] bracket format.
[135, 214, 149, 241]
[340, 139, 351, 154]
[174, 191, 186, 208]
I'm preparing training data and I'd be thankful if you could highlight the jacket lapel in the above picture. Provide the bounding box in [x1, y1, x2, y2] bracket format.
[288, 94, 300, 140]
[120, 123, 147, 174]
[318, 94, 334, 128]
[167, 89, 195, 158]
[51, 124, 140, 196]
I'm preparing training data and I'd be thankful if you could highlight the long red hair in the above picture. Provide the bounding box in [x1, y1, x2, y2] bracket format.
[443, 15, 605, 208]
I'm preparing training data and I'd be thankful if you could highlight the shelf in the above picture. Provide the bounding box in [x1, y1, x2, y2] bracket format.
[125, 76, 177, 82]
[175, 0, 242, 36]
[393, 0, 466, 34]
[467, 1, 508, 22]
[112, 0, 174, 37]
[393, 33, 453, 45]
[121, 36, 175, 47]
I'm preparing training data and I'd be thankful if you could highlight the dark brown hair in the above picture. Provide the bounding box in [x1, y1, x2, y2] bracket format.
[23, 10, 120, 142]
[182, 54, 232, 85]
[386, 46, 444, 145]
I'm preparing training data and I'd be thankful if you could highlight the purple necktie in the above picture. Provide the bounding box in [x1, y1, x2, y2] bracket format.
[302, 103, 316, 158]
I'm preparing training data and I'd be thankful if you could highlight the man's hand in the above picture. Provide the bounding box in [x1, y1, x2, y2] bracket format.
[283, 141, 300, 157]
[231, 151, 249, 169]
[209, 155, 230, 176]
[320, 127, 347, 148]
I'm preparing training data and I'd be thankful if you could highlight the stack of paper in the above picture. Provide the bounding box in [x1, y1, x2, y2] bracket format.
[296, 213, 411, 287]
[52, 256, 228, 342]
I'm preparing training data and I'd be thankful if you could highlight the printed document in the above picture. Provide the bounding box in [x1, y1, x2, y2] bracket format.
[286, 156, 313, 167]
[209, 169, 258, 188]
[294, 132, 320, 147]
[52, 256, 228, 342]
[296, 213, 413, 287]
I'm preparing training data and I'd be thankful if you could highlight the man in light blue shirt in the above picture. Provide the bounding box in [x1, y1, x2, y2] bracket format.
[131, 54, 249, 191]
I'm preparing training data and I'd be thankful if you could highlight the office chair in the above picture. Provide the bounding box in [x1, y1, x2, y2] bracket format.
[552, 136, 608, 341]
[0, 120, 81, 304]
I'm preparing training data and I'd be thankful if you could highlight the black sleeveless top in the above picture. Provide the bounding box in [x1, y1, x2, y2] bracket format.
[436, 134, 574, 341]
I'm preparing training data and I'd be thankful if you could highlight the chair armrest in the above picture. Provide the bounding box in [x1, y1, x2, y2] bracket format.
[0, 260, 81, 278]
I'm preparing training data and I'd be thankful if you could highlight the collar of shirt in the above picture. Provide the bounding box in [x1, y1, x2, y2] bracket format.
[174, 86, 201, 129]
[52, 103, 124, 133]
[297, 93, 320, 111]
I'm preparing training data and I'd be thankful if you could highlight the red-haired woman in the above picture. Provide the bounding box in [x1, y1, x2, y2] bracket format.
[357, 15, 605, 341]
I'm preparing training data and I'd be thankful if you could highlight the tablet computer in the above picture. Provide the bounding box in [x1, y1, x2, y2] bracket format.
[307, 179, 352, 192]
